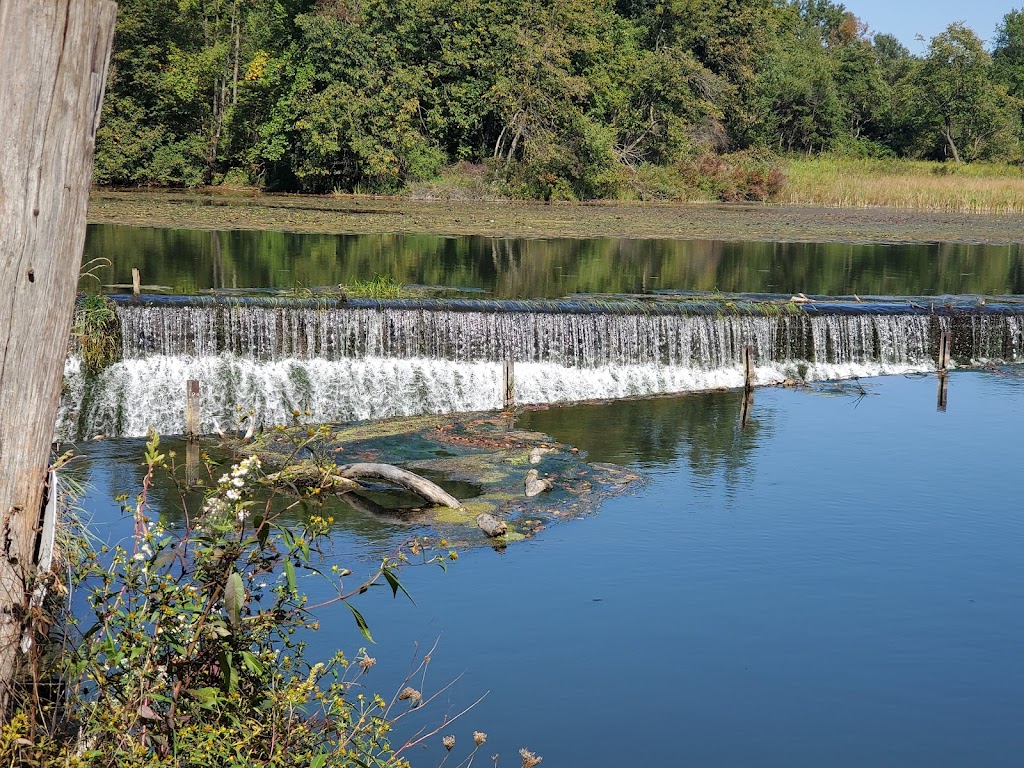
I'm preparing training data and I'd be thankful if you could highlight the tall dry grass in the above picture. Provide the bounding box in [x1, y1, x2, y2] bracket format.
[783, 156, 1024, 214]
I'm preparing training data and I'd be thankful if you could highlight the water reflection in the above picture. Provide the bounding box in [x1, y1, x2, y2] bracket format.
[84, 224, 1024, 298]
[518, 389, 773, 496]
[67, 437, 423, 550]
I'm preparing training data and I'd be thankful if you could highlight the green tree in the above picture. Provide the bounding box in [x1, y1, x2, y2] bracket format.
[917, 23, 1020, 162]
[754, 32, 844, 153]
[994, 9, 1024, 99]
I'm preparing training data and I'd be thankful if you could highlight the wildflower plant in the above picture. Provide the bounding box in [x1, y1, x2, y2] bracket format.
[18, 430, 476, 767]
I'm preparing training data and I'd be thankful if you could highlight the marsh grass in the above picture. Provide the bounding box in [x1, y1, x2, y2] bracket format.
[345, 275, 406, 299]
[784, 156, 1024, 214]
[72, 295, 122, 374]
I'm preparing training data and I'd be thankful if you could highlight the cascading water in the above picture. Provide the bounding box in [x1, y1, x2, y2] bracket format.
[60, 298, 1024, 438]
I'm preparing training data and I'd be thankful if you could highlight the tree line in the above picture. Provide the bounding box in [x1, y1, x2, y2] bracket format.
[95, 0, 1024, 199]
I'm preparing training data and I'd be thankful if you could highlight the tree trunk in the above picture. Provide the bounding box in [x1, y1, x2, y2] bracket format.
[942, 121, 962, 163]
[0, 0, 116, 719]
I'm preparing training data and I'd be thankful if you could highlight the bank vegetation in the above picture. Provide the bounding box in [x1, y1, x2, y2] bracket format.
[98, 1, 1024, 205]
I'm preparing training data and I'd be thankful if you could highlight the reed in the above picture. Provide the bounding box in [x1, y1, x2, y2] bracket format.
[345, 274, 406, 298]
[783, 156, 1024, 214]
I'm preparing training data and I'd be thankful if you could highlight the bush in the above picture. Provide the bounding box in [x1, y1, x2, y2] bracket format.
[682, 150, 786, 202]
[73, 295, 122, 375]
[3, 430, 495, 767]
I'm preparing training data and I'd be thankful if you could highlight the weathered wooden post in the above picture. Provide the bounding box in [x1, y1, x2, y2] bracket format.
[502, 359, 515, 410]
[937, 374, 949, 412]
[937, 329, 952, 374]
[0, 0, 117, 718]
[185, 380, 201, 485]
[131, 267, 141, 298]
[743, 345, 756, 392]
[185, 380, 201, 439]
[185, 439, 201, 488]
[739, 388, 754, 429]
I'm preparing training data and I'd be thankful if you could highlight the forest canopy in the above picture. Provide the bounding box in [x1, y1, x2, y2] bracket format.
[95, 0, 1024, 199]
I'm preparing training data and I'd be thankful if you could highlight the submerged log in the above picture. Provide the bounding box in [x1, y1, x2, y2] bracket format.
[341, 492, 426, 525]
[476, 513, 507, 537]
[525, 469, 554, 497]
[337, 463, 462, 509]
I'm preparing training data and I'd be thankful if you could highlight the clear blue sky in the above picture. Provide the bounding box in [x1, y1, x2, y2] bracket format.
[843, 0, 1013, 52]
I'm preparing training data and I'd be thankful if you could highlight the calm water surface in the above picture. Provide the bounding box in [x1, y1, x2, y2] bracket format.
[74, 371, 1024, 766]
[84, 224, 1024, 298]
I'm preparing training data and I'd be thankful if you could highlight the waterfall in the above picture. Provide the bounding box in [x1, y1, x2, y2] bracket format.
[60, 299, 1024, 439]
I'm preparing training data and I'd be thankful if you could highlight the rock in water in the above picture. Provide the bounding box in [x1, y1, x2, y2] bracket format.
[525, 469, 554, 497]
[529, 446, 553, 464]
[476, 513, 508, 537]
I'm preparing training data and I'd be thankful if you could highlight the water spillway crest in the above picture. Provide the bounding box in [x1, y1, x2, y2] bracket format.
[60, 297, 1024, 438]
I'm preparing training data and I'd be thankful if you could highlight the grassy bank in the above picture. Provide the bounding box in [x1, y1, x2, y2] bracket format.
[782, 156, 1024, 214]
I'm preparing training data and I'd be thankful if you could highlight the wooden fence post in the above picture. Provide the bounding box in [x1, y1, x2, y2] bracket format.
[743, 345, 756, 392]
[0, 0, 117, 719]
[132, 267, 141, 298]
[937, 329, 952, 374]
[502, 359, 515, 410]
[185, 380, 201, 439]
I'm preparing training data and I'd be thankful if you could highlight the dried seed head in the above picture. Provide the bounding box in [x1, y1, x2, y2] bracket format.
[443, 734, 456, 751]
[399, 687, 422, 704]
[519, 748, 543, 768]
[473, 731, 487, 746]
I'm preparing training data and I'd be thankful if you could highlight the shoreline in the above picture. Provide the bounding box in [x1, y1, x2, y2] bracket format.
[88, 190, 1024, 245]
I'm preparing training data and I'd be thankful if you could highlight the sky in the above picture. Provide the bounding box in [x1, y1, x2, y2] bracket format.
[843, 0, 1012, 52]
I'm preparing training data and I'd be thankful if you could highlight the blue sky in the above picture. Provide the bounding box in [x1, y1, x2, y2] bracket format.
[843, 0, 1013, 52]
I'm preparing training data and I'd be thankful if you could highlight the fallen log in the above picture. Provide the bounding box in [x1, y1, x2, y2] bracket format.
[476, 513, 508, 537]
[338, 463, 462, 509]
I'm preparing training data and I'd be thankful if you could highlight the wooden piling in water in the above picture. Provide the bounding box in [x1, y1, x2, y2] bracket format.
[502, 359, 515, 410]
[937, 330, 951, 374]
[743, 345, 755, 392]
[185, 439, 201, 488]
[185, 379, 201, 439]
[132, 268, 141, 298]
[739, 388, 754, 429]
[937, 374, 949, 412]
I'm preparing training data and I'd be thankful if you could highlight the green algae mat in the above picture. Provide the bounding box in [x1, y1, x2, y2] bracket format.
[248, 411, 641, 549]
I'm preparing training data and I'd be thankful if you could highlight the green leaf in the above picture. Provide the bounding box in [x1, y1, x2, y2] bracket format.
[225, 570, 244, 628]
[310, 755, 328, 768]
[382, 568, 414, 604]
[240, 650, 265, 676]
[346, 602, 374, 643]
[284, 558, 297, 595]
[187, 686, 222, 708]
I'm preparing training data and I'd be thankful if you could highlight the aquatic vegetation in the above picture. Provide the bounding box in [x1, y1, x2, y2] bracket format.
[72, 294, 122, 374]
[344, 275, 406, 299]
[88, 191, 1024, 245]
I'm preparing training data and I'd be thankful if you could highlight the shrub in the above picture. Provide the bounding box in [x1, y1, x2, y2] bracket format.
[682, 150, 786, 202]
[4, 430, 488, 767]
[73, 295, 122, 375]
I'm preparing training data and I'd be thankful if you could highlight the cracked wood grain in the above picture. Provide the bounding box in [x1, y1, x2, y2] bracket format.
[0, 0, 116, 717]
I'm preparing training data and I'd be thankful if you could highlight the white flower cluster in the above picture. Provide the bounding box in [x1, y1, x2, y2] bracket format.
[203, 455, 262, 521]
